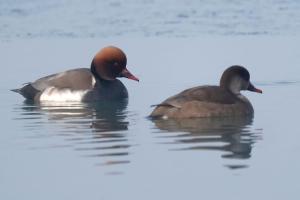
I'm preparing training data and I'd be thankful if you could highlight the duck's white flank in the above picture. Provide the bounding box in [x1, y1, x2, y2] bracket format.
[39, 87, 88, 102]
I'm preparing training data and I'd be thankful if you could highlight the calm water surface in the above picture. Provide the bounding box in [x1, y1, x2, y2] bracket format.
[1, 0, 300, 199]
[1, 38, 299, 200]
[1, 0, 300, 39]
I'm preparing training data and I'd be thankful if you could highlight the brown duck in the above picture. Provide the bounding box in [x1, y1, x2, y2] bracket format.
[150, 66, 262, 119]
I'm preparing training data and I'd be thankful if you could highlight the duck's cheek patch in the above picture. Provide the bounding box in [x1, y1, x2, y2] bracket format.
[40, 87, 88, 102]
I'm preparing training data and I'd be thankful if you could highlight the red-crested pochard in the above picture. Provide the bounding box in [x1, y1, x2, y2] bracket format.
[12, 46, 139, 102]
[150, 66, 262, 119]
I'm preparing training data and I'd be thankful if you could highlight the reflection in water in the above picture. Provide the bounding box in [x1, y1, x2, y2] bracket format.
[13, 99, 132, 173]
[152, 116, 262, 169]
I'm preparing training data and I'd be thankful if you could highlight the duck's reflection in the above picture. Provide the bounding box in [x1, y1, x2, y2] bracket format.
[30, 99, 129, 131]
[17, 99, 132, 169]
[152, 116, 262, 169]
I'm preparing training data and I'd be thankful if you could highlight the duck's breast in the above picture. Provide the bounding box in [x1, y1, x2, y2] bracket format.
[83, 79, 128, 101]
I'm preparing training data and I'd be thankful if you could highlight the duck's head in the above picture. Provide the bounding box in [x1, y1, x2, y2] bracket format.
[220, 65, 262, 94]
[91, 46, 139, 81]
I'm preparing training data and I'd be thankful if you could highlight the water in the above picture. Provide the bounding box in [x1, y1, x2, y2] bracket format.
[1, 1, 300, 200]
[1, 0, 300, 39]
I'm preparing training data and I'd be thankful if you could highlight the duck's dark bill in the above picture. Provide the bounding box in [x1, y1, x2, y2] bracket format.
[120, 68, 139, 82]
[248, 83, 262, 93]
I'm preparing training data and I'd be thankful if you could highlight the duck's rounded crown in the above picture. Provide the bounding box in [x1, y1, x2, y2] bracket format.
[91, 46, 139, 82]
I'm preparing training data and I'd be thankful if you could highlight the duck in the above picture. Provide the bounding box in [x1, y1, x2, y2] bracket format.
[150, 65, 262, 119]
[11, 46, 139, 102]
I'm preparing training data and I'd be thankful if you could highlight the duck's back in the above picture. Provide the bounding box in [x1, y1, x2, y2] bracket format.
[32, 68, 95, 91]
[150, 86, 253, 118]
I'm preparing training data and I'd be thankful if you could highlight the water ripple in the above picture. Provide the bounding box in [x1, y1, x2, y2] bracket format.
[151, 116, 263, 169]
[1, 0, 300, 39]
[12, 99, 134, 173]
[256, 80, 300, 86]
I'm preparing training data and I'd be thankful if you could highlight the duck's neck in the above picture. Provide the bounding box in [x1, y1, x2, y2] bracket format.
[91, 60, 101, 80]
[220, 76, 245, 95]
[91, 61, 115, 84]
[236, 93, 251, 105]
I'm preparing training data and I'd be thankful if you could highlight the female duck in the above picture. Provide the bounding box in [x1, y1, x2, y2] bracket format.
[12, 46, 139, 102]
[150, 66, 262, 119]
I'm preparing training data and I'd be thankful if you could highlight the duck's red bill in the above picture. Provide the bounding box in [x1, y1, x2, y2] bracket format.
[248, 83, 262, 93]
[121, 68, 139, 82]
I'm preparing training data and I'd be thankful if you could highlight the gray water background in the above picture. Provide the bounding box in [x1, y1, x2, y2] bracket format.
[1, 0, 300, 39]
[1, 0, 300, 200]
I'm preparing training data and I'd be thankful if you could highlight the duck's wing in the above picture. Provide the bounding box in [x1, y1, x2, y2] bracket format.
[12, 68, 95, 100]
[32, 68, 95, 91]
[156, 86, 236, 108]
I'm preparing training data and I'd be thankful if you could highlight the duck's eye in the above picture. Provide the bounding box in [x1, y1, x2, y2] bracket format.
[111, 62, 123, 76]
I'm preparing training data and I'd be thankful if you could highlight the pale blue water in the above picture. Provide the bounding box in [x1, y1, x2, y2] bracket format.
[1, 1, 300, 200]
[1, 0, 300, 39]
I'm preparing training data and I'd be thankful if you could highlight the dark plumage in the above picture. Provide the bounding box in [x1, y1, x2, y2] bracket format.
[150, 65, 262, 119]
[12, 46, 139, 102]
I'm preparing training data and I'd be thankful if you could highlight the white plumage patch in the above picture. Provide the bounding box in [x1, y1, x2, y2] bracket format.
[91, 75, 96, 87]
[162, 115, 169, 120]
[39, 87, 88, 102]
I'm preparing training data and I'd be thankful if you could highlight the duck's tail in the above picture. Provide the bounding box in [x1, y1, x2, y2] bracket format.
[11, 88, 21, 94]
[10, 84, 39, 100]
